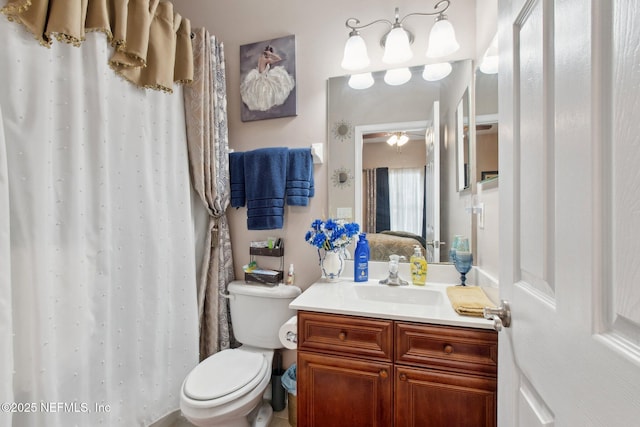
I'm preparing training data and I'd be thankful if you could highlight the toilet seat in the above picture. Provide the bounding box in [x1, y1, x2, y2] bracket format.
[183, 349, 268, 407]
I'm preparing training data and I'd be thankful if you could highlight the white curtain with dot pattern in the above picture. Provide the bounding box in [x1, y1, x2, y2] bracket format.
[0, 18, 199, 427]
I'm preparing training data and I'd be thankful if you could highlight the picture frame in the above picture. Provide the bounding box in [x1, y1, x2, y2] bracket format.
[239, 35, 297, 122]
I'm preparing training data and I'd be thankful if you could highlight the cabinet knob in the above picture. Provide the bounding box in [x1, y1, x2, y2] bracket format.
[379, 369, 388, 379]
[399, 373, 407, 381]
[338, 331, 347, 341]
[443, 344, 454, 354]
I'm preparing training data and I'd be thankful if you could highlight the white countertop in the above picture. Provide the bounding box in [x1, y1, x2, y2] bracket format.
[289, 278, 495, 330]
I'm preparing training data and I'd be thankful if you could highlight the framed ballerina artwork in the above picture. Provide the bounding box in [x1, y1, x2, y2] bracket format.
[239, 35, 297, 122]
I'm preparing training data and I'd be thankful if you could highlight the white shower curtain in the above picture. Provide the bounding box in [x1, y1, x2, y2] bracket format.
[0, 18, 198, 427]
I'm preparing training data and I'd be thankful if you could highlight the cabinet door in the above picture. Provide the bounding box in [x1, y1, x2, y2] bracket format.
[298, 352, 392, 427]
[395, 366, 496, 427]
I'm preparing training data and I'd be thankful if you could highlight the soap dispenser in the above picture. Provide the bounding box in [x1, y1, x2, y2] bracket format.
[410, 245, 427, 286]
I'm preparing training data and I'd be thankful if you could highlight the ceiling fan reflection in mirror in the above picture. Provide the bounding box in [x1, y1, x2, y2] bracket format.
[363, 130, 426, 146]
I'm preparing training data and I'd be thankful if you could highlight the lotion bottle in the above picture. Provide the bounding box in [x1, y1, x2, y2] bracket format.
[286, 263, 295, 285]
[410, 245, 427, 286]
[354, 234, 370, 282]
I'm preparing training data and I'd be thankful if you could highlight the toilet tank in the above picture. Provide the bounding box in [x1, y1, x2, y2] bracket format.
[227, 282, 302, 349]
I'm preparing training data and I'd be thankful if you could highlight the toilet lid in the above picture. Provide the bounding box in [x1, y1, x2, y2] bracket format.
[184, 349, 266, 401]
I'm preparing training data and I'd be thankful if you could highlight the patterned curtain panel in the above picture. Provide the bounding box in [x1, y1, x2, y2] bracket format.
[1, 0, 194, 92]
[183, 28, 235, 359]
[375, 167, 390, 232]
[363, 169, 377, 233]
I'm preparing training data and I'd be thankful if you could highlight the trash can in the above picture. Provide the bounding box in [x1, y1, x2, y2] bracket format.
[271, 352, 286, 412]
[281, 363, 297, 426]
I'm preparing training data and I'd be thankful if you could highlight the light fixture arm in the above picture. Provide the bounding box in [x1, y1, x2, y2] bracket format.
[398, 0, 451, 25]
[345, 0, 451, 34]
[345, 17, 393, 35]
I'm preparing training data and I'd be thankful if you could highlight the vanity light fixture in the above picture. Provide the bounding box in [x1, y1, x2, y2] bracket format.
[479, 34, 499, 74]
[384, 67, 412, 86]
[387, 132, 409, 147]
[422, 62, 452, 81]
[348, 72, 375, 90]
[340, 0, 459, 72]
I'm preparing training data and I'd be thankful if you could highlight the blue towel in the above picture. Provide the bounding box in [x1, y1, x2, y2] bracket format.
[243, 147, 288, 230]
[229, 152, 245, 207]
[286, 148, 314, 206]
[247, 199, 285, 209]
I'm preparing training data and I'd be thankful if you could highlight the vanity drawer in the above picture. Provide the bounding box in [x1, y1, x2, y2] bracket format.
[298, 311, 393, 361]
[395, 322, 498, 376]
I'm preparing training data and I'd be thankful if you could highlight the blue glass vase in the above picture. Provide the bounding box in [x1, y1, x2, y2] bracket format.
[453, 251, 473, 286]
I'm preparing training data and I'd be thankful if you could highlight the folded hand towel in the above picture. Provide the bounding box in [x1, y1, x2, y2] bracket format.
[229, 152, 245, 207]
[286, 148, 314, 206]
[247, 198, 285, 209]
[286, 180, 311, 190]
[247, 215, 284, 230]
[244, 147, 288, 230]
[285, 187, 310, 206]
[446, 286, 494, 317]
[247, 206, 285, 218]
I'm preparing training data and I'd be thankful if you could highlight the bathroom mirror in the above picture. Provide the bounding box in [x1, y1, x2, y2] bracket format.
[475, 70, 499, 183]
[456, 87, 471, 191]
[327, 60, 474, 263]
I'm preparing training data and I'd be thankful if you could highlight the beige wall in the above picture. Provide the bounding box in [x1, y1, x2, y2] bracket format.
[476, 132, 499, 181]
[362, 140, 426, 170]
[171, 0, 498, 289]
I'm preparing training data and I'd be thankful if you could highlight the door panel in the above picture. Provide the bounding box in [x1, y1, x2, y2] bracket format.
[605, 0, 640, 351]
[518, 378, 554, 427]
[499, 0, 640, 425]
[395, 366, 496, 427]
[298, 352, 393, 427]
[517, 0, 555, 298]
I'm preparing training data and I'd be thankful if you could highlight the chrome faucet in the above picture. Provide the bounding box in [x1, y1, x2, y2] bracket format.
[379, 254, 409, 286]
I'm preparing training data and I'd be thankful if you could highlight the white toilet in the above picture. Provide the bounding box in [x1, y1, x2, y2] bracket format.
[180, 281, 301, 427]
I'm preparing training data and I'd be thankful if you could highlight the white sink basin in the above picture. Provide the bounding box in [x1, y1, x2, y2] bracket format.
[355, 285, 443, 306]
[289, 279, 495, 329]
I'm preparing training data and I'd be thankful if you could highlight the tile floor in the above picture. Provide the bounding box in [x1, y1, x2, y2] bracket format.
[270, 406, 291, 427]
[162, 401, 291, 427]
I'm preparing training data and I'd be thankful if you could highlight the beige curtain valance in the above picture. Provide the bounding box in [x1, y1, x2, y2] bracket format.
[1, 0, 193, 92]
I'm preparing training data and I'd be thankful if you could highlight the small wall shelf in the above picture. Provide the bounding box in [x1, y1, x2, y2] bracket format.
[244, 244, 285, 286]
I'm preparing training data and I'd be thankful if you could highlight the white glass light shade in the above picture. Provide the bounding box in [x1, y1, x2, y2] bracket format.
[348, 72, 374, 90]
[341, 34, 370, 70]
[396, 134, 409, 146]
[425, 17, 460, 58]
[382, 27, 413, 64]
[387, 133, 409, 146]
[384, 67, 412, 86]
[422, 62, 452, 81]
[479, 55, 499, 74]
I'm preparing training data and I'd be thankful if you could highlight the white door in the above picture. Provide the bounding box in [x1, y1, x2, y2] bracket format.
[425, 101, 441, 262]
[496, 0, 640, 425]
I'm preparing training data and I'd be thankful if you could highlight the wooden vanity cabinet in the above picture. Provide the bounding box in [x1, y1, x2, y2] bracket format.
[297, 311, 498, 427]
[394, 322, 498, 427]
[297, 311, 393, 427]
